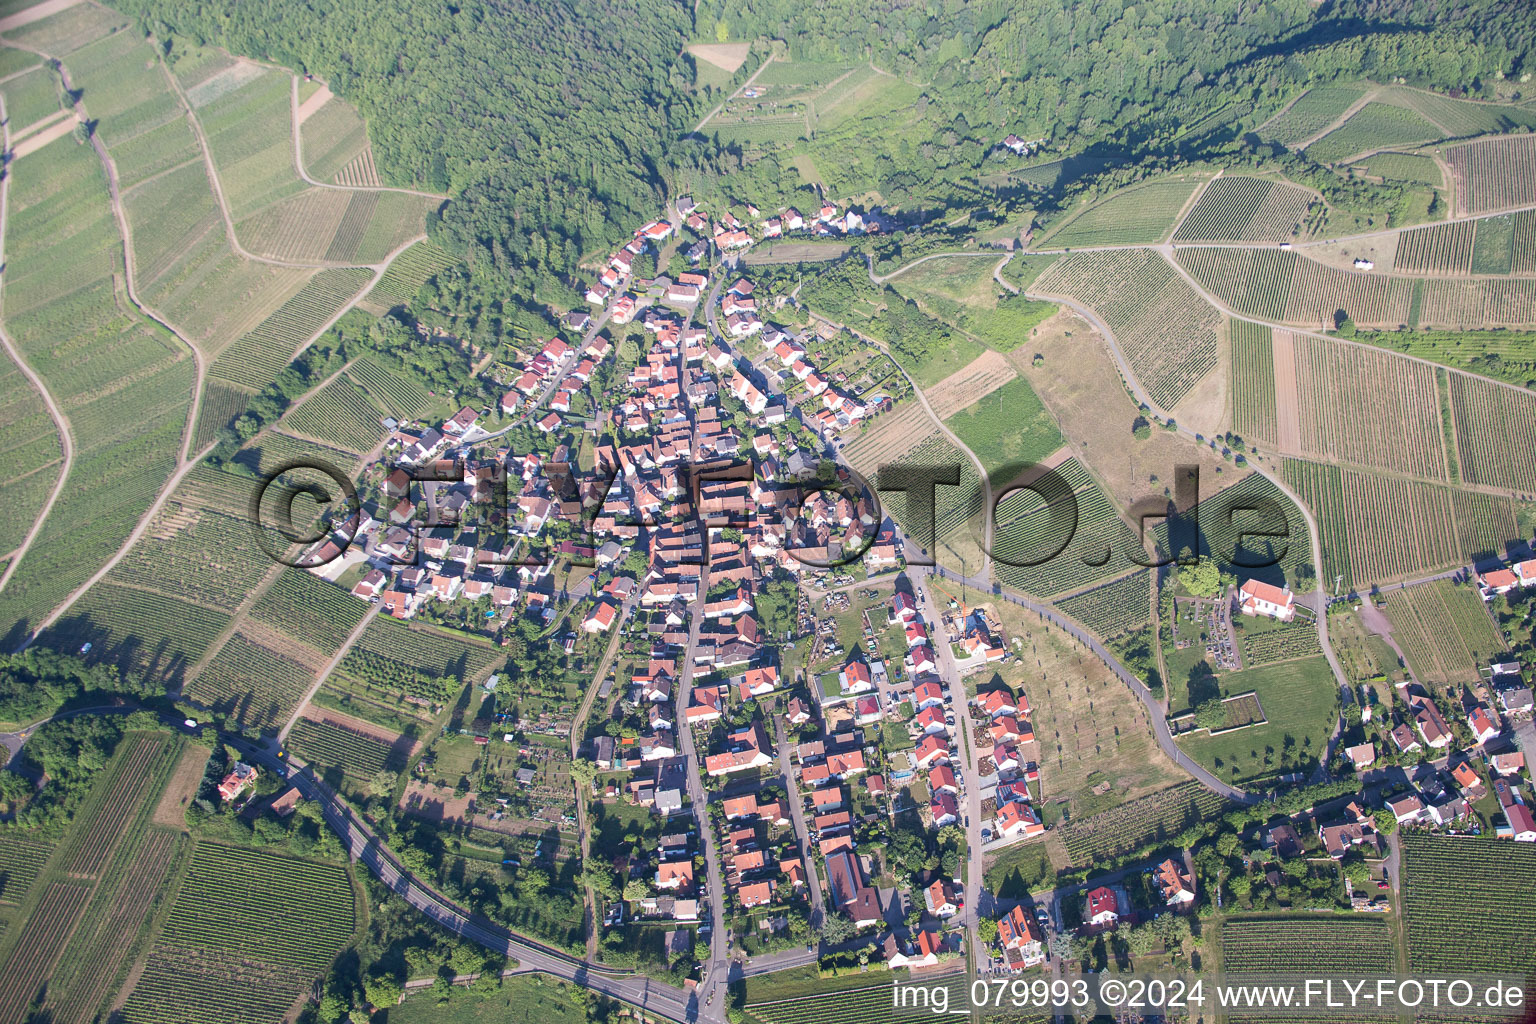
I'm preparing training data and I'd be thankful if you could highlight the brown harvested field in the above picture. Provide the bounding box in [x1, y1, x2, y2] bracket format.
[152, 742, 213, 828]
[927, 348, 1018, 419]
[687, 42, 751, 73]
[842, 402, 936, 477]
[399, 779, 473, 823]
[1004, 306, 1236, 516]
[1272, 330, 1302, 450]
[301, 704, 421, 757]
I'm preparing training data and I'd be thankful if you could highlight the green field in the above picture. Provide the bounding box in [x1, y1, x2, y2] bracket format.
[1175, 656, 1338, 785]
[386, 974, 591, 1024]
[942, 376, 1063, 475]
[1043, 178, 1200, 247]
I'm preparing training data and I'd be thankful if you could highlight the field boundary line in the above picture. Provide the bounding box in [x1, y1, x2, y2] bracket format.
[0, 94, 75, 601]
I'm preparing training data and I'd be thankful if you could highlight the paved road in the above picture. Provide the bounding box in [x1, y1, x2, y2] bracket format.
[772, 716, 826, 929]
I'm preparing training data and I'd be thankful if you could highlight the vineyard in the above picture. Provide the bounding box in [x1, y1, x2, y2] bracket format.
[1175, 248, 1416, 328]
[0, 882, 93, 1024]
[250, 570, 369, 652]
[0, 836, 52, 904]
[1221, 917, 1395, 972]
[335, 615, 503, 705]
[298, 93, 370, 183]
[1054, 569, 1152, 640]
[347, 357, 431, 419]
[188, 630, 320, 731]
[287, 715, 402, 779]
[284, 374, 389, 453]
[1283, 457, 1517, 588]
[1256, 85, 1366, 147]
[1444, 135, 1536, 216]
[1230, 320, 1277, 446]
[1419, 276, 1536, 329]
[1032, 249, 1221, 408]
[1283, 331, 1447, 480]
[191, 381, 256, 452]
[233, 430, 359, 479]
[362, 239, 457, 313]
[1513, 209, 1536, 274]
[1401, 833, 1536, 973]
[1237, 619, 1321, 666]
[1352, 150, 1442, 188]
[880, 434, 982, 542]
[1172, 177, 1315, 243]
[1054, 782, 1231, 866]
[44, 828, 183, 1024]
[60, 735, 174, 878]
[1042, 178, 1200, 247]
[1448, 371, 1536, 492]
[841, 404, 934, 478]
[1149, 470, 1310, 583]
[191, 68, 305, 219]
[1304, 101, 1440, 163]
[208, 267, 373, 390]
[1393, 220, 1475, 275]
[993, 460, 1143, 599]
[746, 970, 969, 1024]
[1381, 579, 1505, 685]
[108, 505, 272, 613]
[122, 842, 357, 1024]
[39, 582, 232, 686]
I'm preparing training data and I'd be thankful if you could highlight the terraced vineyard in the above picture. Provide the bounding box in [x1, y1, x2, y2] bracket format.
[1393, 219, 1475, 275]
[1055, 782, 1231, 867]
[1381, 578, 1505, 684]
[1221, 918, 1395, 972]
[1238, 619, 1321, 666]
[283, 374, 388, 453]
[1401, 833, 1536, 973]
[1444, 135, 1536, 216]
[287, 715, 400, 779]
[993, 459, 1142, 599]
[1033, 249, 1221, 407]
[1283, 457, 1517, 588]
[1447, 371, 1536, 492]
[1256, 85, 1366, 147]
[1172, 177, 1314, 242]
[1230, 320, 1277, 445]
[121, 842, 356, 1024]
[1054, 569, 1152, 640]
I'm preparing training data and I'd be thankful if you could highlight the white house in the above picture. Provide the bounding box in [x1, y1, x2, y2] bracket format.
[1238, 579, 1295, 621]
